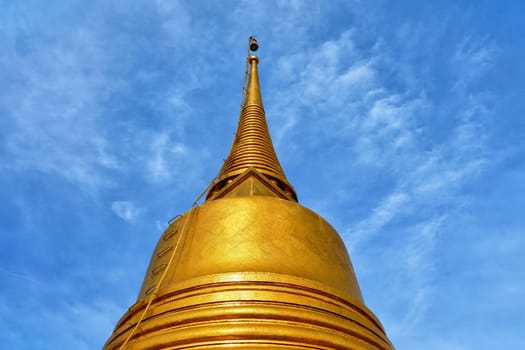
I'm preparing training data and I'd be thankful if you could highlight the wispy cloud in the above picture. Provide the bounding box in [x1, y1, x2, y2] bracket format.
[268, 30, 378, 146]
[0, 1, 214, 196]
[261, 19, 495, 337]
[347, 191, 409, 249]
[141, 130, 209, 189]
[398, 216, 445, 327]
[111, 201, 141, 223]
[1, 16, 120, 193]
[453, 35, 497, 90]
[1, 2, 522, 350]
[0, 262, 130, 349]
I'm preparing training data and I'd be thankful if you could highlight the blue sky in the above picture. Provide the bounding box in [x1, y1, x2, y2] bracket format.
[1, 1, 524, 349]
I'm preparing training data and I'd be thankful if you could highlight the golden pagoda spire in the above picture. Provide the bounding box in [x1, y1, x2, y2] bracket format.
[207, 53, 297, 200]
[103, 38, 395, 350]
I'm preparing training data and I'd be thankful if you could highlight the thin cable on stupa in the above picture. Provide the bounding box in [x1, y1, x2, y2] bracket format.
[116, 181, 216, 350]
[117, 207, 193, 350]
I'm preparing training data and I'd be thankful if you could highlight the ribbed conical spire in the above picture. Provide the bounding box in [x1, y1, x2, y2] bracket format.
[207, 55, 296, 200]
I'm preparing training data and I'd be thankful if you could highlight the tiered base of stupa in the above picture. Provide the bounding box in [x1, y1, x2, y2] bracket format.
[104, 272, 393, 350]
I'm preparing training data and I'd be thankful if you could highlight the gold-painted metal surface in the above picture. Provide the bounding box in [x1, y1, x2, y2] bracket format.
[138, 197, 363, 300]
[105, 272, 392, 350]
[207, 55, 297, 200]
[104, 196, 394, 349]
[103, 42, 394, 349]
[208, 168, 292, 201]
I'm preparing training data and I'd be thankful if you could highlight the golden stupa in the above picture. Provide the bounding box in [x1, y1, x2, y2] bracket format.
[104, 38, 394, 350]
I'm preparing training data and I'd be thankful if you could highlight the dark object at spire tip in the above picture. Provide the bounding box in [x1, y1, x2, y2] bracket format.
[249, 36, 259, 52]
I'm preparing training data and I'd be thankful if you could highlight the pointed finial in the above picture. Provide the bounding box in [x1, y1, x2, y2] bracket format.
[244, 55, 262, 106]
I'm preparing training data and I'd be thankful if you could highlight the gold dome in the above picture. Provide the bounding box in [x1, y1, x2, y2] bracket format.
[104, 43, 394, 350]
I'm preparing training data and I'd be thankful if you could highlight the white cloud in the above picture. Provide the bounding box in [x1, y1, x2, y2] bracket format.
[268, 31, 378, 146]
[453, 35, 496, 89]
[47, 299, 122, 349]
[347, 192, 409, 249]
[1, 23, 120, 193]
[269, 25, 495, 339]
[146, 132, 199, 183]
[1, 3, 519, 350]
[399, 216, 444, 325]
[148, 133, 172, 181]
[155, 0, 191, 39]
[111, 201, 141, 223]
